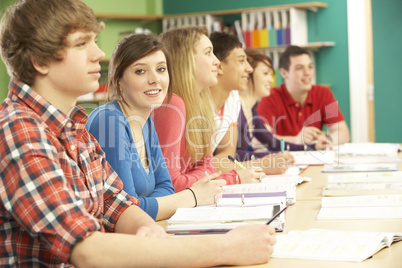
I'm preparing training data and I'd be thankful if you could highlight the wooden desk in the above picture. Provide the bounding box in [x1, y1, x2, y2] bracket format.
[234, 157, 402, 268]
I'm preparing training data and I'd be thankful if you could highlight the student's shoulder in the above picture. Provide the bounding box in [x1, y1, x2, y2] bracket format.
[87, 101, 124, 122]
[0, 101, 43, 129]
[154, 93, 186, 116]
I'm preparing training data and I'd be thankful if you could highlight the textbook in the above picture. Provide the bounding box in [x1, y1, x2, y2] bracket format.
[166, 200, 286, 234]
[272, 229, 402, 262]
[290, 150, 335, 166]
[322, 172, 402, 196]
[318, 195, 402, 220]
[322, 163, 398, 173]
[335, 143, 400, 157]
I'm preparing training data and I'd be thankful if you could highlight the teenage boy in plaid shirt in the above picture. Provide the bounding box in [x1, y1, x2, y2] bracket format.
[0, 0, 276, 267]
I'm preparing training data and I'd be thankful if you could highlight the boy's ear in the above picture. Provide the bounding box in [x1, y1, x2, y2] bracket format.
[31, 57, 49, 75]
[279, 68, 288, 80]
[217, 62, 224, 75]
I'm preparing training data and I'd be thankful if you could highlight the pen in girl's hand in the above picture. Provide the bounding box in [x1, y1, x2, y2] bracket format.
[266, 206, 287, 225]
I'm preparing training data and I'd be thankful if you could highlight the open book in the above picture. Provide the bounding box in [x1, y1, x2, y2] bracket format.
[166, 199, 286, 234]
[318, 195, 402, 220]
[335, 143, 400, 157]
[272, 228, 402, 262]
[322, 163, 398, 173]
[322, 172, 402, 196]
[290, 150, 335, 165]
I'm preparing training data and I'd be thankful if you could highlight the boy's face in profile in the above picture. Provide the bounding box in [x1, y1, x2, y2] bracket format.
[219, 47, 253, 92]
[42, 30, 105, 99]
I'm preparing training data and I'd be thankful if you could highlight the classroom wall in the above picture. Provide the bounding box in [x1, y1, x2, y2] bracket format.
[371, 0, 402, 143]
[163, 0, 351, 135]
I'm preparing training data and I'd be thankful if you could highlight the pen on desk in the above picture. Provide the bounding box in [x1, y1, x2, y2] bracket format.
[266, 206, 287, 225]
[241, 193, 245, 207]
[214, 195, 217, 209]
[204, 171, 211, 181]
[228, 155, 246, 169]
[280, 138, 285, 153]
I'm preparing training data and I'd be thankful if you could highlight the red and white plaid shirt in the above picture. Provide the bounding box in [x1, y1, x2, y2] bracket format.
[0, 79, 139, 267]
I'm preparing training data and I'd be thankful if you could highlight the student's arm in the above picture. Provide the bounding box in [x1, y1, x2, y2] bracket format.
[70, 220, 276, 268]
[327, 120, 350, 145]
[86, 108, 160, 220]
[153, 96, 219, 192]
[213, 124, 262, 183]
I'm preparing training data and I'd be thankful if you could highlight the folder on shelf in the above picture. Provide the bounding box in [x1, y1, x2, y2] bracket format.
[234, 20, 245, 48]
[251, 12, 260, 48]
[281, 10, 291, 45]
[273, 10, 283, 46]
[241, 12, 252, 48]
[268, 10, 277, 47]
[259, 11, 269, 47]
[289, 7, 307, 45]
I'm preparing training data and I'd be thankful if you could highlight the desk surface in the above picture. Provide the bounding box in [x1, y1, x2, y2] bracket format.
[233, 158, 402, 267]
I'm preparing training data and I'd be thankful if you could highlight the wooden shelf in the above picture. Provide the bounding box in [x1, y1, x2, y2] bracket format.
[95, 13, 163, 20]
[255, 41, 335, 53]
[163, 2, 328, 18]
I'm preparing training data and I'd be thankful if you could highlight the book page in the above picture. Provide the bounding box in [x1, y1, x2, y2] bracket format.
[335, 143, 400, 157]
[322, 163, 398, 173]
[272, 229, 398, 262]
[218, 193, 286, 207]
[322, 182, 402, 196]
[290, 150, 335, 165]
[321, 195, 402, 208]
[168, 205, 279, 223]
[327, 172, 402, 184]
[317, 206, 402, 220]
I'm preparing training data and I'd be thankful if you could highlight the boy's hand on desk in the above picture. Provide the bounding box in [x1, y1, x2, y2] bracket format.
[315, 138, 333, 150]
[223, 224, 277, 265]
[297, 126, 322, 144]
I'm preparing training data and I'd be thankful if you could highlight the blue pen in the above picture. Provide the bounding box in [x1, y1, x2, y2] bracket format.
[280, 138, 285, 153]
[204, 171, 211, 181]
[228, 155, 246, 169]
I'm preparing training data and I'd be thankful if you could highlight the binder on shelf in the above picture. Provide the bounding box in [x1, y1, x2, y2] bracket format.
[273, 10, 283, 46]
[242, 12, 252, 48]
[259, 11, 269, 48]
[251, 12, 260, 48]
[289, 8, 307, 45]
[268, 10, 277, 47]
[281, 10, 291, 45]
[234, 20, 245, 48]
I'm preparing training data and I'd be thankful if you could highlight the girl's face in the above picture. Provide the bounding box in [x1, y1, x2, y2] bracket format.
[252, 61, 274, 98]
[194, 34, 220, 91]
[119, 50, 169, 113]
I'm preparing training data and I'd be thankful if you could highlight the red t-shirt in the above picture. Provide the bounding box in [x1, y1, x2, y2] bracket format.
[256, 84, 345, 136]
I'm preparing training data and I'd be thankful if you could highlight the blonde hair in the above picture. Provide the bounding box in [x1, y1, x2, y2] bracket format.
[159, 26, 215, 161]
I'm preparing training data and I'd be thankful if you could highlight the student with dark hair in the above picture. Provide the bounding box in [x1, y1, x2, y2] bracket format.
[209, 31, 293, 176]
[237, 49, 331, 161]
[0, 1, 276, 266]
[257, 45, 350, 145]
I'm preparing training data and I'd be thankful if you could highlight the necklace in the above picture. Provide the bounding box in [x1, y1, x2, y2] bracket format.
[118, 101, 149, 169]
